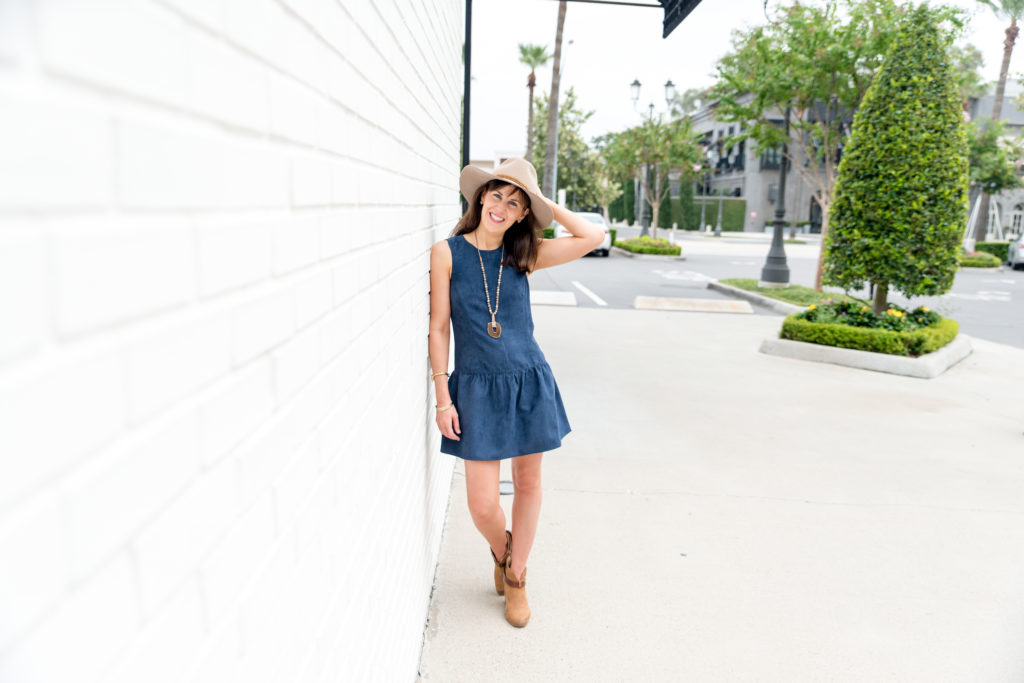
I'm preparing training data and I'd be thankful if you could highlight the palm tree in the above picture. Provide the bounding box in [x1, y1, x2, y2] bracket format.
[542, 2, 567, 198]
[519, 43, 551, 160]
[973, 0, 1024, 241]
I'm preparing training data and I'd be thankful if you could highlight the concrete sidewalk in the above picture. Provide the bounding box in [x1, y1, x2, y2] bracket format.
[418, 307, 1024, 682]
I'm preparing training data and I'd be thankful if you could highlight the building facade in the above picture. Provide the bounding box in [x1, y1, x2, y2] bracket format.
[690, 102, 831, 234]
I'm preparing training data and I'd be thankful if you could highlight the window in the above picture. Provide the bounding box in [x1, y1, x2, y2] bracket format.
[1012, 204, 1024, 232]
[760, 146, 782, 170]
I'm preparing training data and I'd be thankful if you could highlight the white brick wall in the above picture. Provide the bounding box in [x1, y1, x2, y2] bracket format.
[0, 0, 460, 680]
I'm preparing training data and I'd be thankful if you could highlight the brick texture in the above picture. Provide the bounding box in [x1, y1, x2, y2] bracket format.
[0, 0, 460, 680]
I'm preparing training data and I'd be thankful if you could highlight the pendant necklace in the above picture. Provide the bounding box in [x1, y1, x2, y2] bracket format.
[470, 232, 504, 339]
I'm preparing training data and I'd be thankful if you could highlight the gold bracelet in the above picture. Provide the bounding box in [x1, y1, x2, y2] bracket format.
[430, 370, 449, 379]
[435, 402, 454, 412]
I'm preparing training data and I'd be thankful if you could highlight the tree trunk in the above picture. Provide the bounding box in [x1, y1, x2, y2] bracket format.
[812, 197, 831, 291]
[975, 19, 1019, 243]
[651, 202, 660, 240]
[871, 282, 888, 314]
[542, 2, 567, 198]
[525, 72, 536, 161]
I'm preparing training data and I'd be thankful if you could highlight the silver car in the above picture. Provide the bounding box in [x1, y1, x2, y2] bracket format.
[552, 212, 611, 257]
[1008, 236, 1024, 270]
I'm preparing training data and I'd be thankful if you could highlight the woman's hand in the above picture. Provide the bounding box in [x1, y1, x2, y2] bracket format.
[436, 405, 461, 441]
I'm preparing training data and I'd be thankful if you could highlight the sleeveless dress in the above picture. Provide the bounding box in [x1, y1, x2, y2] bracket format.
[440, 234, 572, 461]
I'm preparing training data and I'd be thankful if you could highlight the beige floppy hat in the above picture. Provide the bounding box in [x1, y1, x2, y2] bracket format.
[459, 157, 554, 231]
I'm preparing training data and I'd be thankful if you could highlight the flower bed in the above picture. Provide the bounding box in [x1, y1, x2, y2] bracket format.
[780, 300, 958, 357]
[613, 235, 682, 256]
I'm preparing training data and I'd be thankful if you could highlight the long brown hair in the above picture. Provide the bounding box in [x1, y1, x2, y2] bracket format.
[451, 179, 543, 274]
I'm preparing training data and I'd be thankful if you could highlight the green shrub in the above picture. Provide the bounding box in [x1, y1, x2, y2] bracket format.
[781, 315, 958, 357]
[614, 235, 682, 255]
[796, 299, 940, 332]
[959, 251, 1001, 268]
[975, 241, 1010, 261]
[543, 227, 555, 239]
[610, 228, 617, 244]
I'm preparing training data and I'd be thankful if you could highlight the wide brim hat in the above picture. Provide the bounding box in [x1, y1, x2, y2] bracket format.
[459, 157, 553, 231]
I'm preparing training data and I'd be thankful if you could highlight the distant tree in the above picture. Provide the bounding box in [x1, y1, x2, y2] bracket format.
[531, 88, 599, 211]
[669, 87, 708, 118]
[592, 162, 624, 222]
[824, 6, 968, 313]
[712, 0, 963, 290]
[603, 116, 703, 239]
[949, 43, 988, 109]
[542, 2, 567, 198]
[967, 117, 1023, 199]
[971, 0, 1024, 240]
[518, 43, 551, 160]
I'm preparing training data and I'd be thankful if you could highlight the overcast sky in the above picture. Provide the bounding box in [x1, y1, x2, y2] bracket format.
[467, 0, 1011, 161]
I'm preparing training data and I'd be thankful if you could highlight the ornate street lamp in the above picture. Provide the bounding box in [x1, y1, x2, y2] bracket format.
[759, 106, 792, 287]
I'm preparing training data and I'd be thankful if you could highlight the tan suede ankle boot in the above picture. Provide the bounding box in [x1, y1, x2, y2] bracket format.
[490, 530, 511, 595]
[503, 564, 530, 627]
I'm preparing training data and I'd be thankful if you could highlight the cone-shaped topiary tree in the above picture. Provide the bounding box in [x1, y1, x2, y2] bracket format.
[823, 5, 968, 313]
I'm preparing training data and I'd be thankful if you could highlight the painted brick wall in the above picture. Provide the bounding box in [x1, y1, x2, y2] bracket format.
[0, 0, 461, 680]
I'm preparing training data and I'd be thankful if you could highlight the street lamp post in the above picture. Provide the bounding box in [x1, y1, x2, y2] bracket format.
[759, 106, 791, 288]
[630, 78, 676, 237]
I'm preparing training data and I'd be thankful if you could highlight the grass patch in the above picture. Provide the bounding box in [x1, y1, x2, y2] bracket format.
[614, 236, 682, 256]
[959, 251, 1001, 268]
[720, 278, 868, 307]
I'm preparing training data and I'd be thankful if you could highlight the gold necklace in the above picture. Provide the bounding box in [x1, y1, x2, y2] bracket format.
[470, 232, 504, 338]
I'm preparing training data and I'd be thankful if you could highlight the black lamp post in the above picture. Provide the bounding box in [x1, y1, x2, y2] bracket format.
[759, 106, 791, 288]
[630, 78, 676, 237]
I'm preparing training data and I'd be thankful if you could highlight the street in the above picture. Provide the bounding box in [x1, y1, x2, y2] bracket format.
[529, 226, 1024, 349]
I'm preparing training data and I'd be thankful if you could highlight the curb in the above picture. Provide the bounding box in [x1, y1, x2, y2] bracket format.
[758, 334, 973, 379]
[706, 281, 805, 315]
[611, 246, 686, 261]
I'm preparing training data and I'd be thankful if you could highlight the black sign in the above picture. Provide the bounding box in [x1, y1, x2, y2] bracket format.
[660, 0, 703, 38]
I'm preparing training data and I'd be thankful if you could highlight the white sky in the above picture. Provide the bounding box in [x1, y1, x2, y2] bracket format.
[468, 0, 1012, 160]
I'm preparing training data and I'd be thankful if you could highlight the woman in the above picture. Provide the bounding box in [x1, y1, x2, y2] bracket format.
[427, 157, 605, 627]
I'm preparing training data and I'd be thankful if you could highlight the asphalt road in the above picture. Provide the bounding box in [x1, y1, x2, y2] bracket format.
[530, 226, 1023, 349]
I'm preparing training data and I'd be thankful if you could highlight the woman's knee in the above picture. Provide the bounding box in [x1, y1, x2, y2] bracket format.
[466, 492, 500, 520]
[512, 458, 542, 494]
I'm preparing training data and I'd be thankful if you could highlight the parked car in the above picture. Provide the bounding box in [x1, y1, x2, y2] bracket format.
[1008, 236, 1024, 270]
[551, 212, 611, 257]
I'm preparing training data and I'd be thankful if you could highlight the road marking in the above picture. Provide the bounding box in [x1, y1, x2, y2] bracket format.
[530, 290, 577, 306]
[633, 296, 754, 313]
[651, 269, 714, 282]
[571, 280, 607, 306]
[945, 291, 1011, 302]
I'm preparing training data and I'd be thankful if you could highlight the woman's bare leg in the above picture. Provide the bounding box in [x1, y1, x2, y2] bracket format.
[464, 460, 508, 559]
[508, 452, 543, 577]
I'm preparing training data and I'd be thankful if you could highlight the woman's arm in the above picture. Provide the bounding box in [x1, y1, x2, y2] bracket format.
[530, 198, 607, 273]
[428, 241, 460, 440]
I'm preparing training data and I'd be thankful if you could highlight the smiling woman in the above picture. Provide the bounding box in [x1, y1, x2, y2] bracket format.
[426, 156, 603, 628]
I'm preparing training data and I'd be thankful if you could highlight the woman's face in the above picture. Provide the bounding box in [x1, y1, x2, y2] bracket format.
[479, 183, 530, 235]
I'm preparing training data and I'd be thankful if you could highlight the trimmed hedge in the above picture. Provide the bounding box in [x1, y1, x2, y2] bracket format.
[614, 236, 682, 255]
[975, 241, 1010, 261]
[610, 227, 617, 244]
[780, 316, 958, 357]
[960, 251, 1001, 268]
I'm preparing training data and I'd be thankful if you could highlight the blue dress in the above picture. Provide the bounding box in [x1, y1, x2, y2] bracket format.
[440, 234, 572, 461]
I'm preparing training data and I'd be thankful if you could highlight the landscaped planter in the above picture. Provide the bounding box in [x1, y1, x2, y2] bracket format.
[759, 300, 970, 378]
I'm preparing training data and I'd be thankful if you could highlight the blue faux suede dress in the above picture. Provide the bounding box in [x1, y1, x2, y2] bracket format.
[440, 234, 571, 461]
